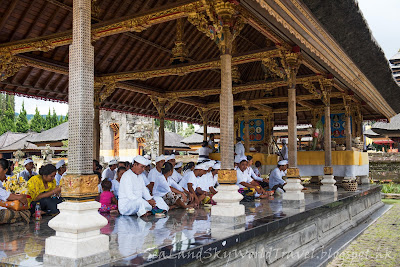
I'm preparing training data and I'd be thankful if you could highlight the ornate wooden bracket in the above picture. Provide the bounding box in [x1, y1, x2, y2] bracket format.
[171, 18, 189, 63]
[197, 107, 210, 125]
[150, 96, 177, 117]
[343, 95, 352, 117]
[94, 77, 117, 107]
[320, 78, 333, 107]
[0, 53, 27, 81]
[187, 0, 245, 54]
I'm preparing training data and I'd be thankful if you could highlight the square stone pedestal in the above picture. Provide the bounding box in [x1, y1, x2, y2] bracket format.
[44, 201, 110, 266]
[283, 168, 305, 205]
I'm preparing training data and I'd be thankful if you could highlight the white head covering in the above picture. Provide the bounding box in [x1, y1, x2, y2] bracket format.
[239, 156, 248, 163]
[56, 159, 65, 169]
[194, 163, 209, 171]
[24, 158, 33, 166]
[144, 155, 151, 160]
[174, 162, 183, 168]
[213, 163, 221, 170]
[278, 160, 288, 166]
[133, 155, 151, 166]
[166, 154, 175, 161]
[234, 155, 241, 164]
[155, 155, 165, 163]
[109, 159, 118, 165]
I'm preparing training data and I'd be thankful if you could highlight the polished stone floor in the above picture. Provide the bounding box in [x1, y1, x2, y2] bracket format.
[0, 185, 379, 266]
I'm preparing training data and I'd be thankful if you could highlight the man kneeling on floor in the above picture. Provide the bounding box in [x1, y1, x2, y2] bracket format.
[118, 155, 168, 217]
[236, 156, 269, 199]
[269, 160, 288, 195]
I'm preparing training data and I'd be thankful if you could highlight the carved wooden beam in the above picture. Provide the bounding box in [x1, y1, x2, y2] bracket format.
[98, 48, 280, 82]
[0, 0, 205, 56]
[207, 92, 343, 108]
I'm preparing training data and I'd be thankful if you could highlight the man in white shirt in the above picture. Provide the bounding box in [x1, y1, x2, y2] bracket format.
[235, 137, 245, 158]
[245, 156, 268, 188]
[111, 166, 127, 198]
[236, 156, 268, 198]
[118, 155, 168, 216]
[280, 139, 288, 160]
[19, 158, 37, 181]
[167, 154, 182, 184]
[172, 161, 183, 184]
[269, 160, 288, 194]
[55, 159, 66, 186]
[147, 155, 165, 192]
[198, 141, 213, 163]
[102, 159, 118, 181]
[179, 163, 208, 206]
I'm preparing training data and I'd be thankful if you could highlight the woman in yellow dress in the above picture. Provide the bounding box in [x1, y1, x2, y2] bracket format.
[0, 159, 30, 224]
[27, 164, 62, 215]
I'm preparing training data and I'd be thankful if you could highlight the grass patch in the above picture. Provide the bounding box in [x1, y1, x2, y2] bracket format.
[382, 199, 400, 205]
[381, 183, 400, 193]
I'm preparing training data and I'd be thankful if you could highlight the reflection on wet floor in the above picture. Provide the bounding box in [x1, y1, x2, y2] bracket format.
[0, 185, 378, 266]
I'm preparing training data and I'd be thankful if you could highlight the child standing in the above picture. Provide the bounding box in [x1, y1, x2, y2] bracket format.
[98, 180, 118, 213]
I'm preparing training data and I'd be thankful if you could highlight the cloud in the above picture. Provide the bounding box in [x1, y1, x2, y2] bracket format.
[15, 96, 68, 115]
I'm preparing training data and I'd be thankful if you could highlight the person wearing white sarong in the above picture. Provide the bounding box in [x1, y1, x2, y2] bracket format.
[269, 160, 288, 194]
[236, 156, 269, 198]
[234, 137, 245, 158]
[102, 159, 118, 181]
[147, 155, 165, 192]
[118, 156, 168, 216]
[152, 162, 191, 209]
[198, 141, 213, 163]
[179, 164, 208, 206]
[170, 161, 183, 184]
[280, 139, 288, 160]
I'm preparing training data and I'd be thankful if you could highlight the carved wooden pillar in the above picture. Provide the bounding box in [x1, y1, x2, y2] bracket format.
[282, 50, 304, 203]
[159, 114, 165, 155]
[244, 105, 250, 153]
[150, 96, 177, 155]
[93, 84, 101, 161]
[344, 97, 352, 150]
[320, 79, 336, 192]
[44, 0, 109, 264]
[198, 107, 209, 142]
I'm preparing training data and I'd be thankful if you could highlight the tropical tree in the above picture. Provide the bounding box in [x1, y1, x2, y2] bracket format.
[15, 101, 29, 133]
[51, 108, 59, 128]
[30, 107, 43, 133]
[44, 108, 52, 130]
[0, 98, 15, 135]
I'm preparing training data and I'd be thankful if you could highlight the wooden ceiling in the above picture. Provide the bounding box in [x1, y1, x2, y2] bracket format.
[0, 0, 383, 126]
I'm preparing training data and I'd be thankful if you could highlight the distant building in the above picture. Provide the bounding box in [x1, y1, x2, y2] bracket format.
[390, 49, 400, 85]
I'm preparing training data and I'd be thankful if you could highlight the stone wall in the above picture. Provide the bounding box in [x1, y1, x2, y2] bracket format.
[189, 190, 383, 267]
[369, 152, 400, 183]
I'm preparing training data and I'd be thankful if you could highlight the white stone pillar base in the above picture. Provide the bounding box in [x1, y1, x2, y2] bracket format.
[359, 175, 370, 184]
[44, 201, 110, 265]
[320, 175, 337, 192]
[211, 184, 245, 223]
[283, 178, 305, 202]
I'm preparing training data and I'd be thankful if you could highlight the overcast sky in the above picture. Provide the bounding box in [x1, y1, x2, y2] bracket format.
[14, 0, 400, 115]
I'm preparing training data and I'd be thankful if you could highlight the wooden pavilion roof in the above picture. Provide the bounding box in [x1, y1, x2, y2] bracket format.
[1, 0, 399, 127]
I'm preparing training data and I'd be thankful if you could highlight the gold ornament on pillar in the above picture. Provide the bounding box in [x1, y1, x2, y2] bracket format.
[187, 0, 245, 54]
[283, 50, 301, 88]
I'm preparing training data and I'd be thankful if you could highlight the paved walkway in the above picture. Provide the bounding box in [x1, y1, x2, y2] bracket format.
[328, 203, 400, 267]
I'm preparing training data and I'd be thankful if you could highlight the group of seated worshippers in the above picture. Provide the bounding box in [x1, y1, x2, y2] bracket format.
[234, 154, 288, 198]
[117, 155, 221, 217]
[0, 157, 69, 224]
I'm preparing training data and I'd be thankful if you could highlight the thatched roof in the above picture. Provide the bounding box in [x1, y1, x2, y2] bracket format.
[181, 133, 204, 145]
[0, 132, 30, 148]
[195, 127, 220, 135]
[302, 0, 400, 113]
[28, 122, 68, 143]
[371, 114, 400, 137]
[164, 132, 190, 149]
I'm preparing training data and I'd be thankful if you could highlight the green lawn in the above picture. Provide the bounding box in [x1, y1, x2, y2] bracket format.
[382, 199, 400, 205]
